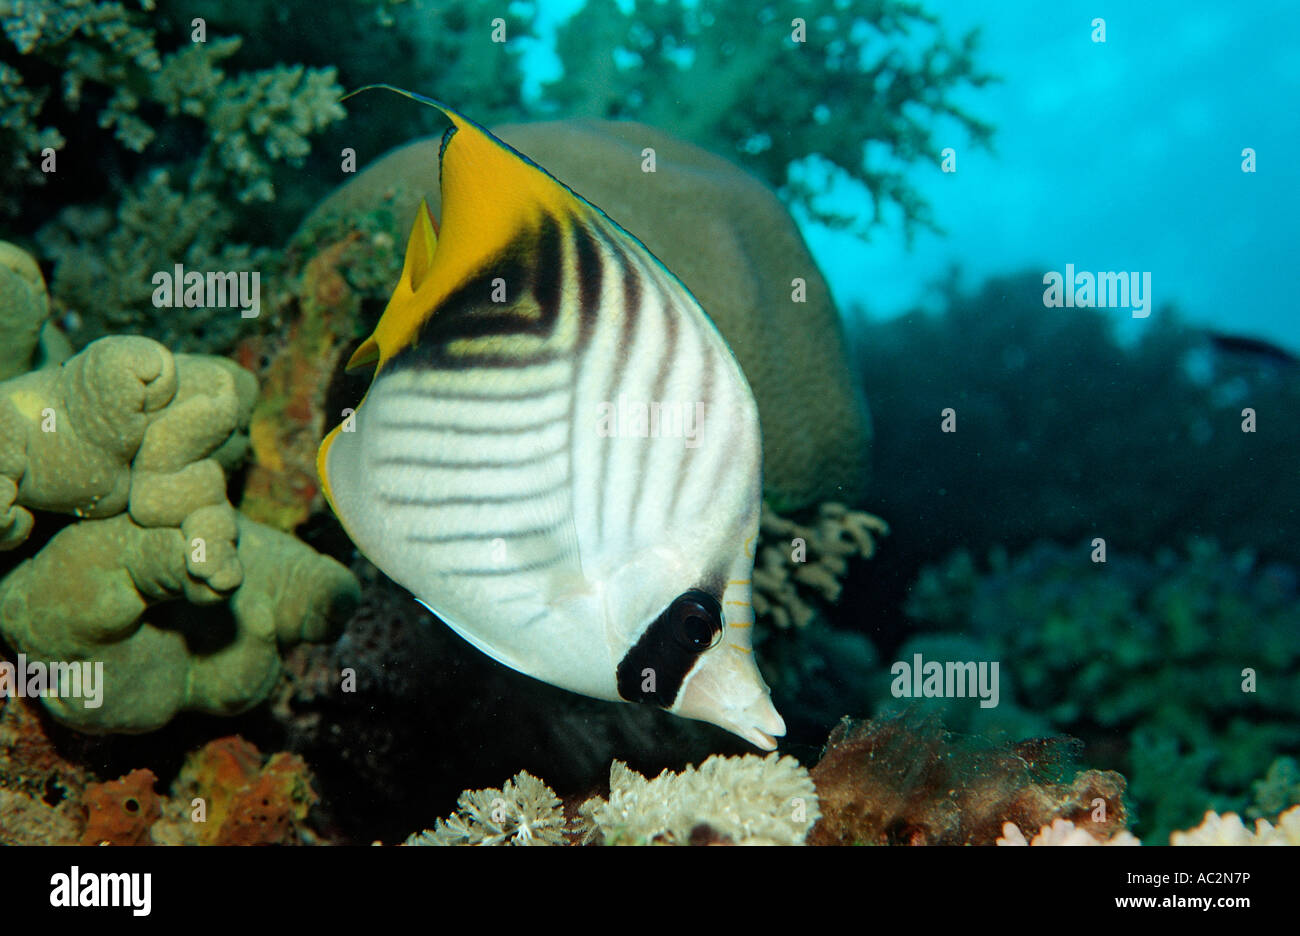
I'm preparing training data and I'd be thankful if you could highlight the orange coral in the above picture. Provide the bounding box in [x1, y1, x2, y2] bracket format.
[238, 235, 362, 530]
[170, 736, 319, 845]
[217, 753, 318, 845]
[80, 769, 161, 846]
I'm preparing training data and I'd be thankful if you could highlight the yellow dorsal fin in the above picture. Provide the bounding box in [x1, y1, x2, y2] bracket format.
[346, 198, 438, 372]
[343, 86, 592, 369]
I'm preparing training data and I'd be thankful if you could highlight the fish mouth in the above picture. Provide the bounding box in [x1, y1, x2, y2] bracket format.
[720, 698, 786, 751]
[674, 652, 787, 750]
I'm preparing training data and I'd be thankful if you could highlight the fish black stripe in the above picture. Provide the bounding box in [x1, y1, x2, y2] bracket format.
[385, 386, 569, 403]
[532, 213, 564, 323]
[379, 478, 568, 507]
[436, 554, 569, 576]
[387, 223, 568, 373]
[572, 220, 604, 354]
[666, 327, 712, 522]
[374, 414, 566, 435]
[393, 350, 568, 372]
[405, 519, 567, 545]
[616, 591, 723, 706]
[592, 243, 641, 544]
[372, 444, 568, 470]
[628, 267, 680, 535]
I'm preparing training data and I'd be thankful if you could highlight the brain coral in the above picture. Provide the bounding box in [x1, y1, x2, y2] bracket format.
[307, 118, 871, 511]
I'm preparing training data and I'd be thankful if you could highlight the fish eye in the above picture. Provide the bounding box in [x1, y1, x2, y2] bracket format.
[669, 590, 722, 650]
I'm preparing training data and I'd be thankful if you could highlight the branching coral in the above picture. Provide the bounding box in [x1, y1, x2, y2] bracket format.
[1001, 805, 1300, 846]
[2, 2, 343, 204]
[36, 170, 272, 351]
[1169, 806, 1300, 846]
[580, 754, 819, 846]
[754, 502, 887, 630]
[547, 0, 995, 239]
[405, 771, 567, 846]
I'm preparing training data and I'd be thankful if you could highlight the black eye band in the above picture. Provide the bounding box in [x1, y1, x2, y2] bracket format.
[615, 589, 724, 706]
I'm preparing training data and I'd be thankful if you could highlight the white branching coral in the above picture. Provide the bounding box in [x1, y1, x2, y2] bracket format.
[1170, 805, 1300, 846]
[999, 805, 1300, 846]
[754, 502, 887, 630]
[580, 754, 820, 846]
[404, 771, 566, 846]
[997, 819, 1140, 847]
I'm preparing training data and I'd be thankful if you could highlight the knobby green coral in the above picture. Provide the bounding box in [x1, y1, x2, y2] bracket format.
[404, 771, 567, 846]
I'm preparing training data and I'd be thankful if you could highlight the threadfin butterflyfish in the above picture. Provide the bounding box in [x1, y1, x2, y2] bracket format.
[318, 87, 785, 749]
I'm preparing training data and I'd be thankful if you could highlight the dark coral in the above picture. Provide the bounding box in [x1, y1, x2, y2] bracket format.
[808, 711, 1129, 846]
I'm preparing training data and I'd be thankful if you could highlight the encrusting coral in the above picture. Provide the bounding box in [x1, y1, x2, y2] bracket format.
[404, 771, 567, 847]
[579, 754, 820, 846]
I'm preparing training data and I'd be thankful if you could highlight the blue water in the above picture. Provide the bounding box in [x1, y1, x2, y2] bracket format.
[532, 1, 1300, 352]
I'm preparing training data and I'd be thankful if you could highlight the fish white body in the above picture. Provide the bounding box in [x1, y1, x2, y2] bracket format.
[319, 91, 785, 748]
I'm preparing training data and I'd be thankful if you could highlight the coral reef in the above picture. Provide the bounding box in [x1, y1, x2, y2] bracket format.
[0, 331, 256, 566]
[808, 711, 1130, 846]
[1, 692, 323, 845]
[301, 117, 871, 514]
[1248, 757, 1300, 820]
[996, 819, 1140, 847]
[3, 2, 343, 206]
[580, 754, 819, 846]
[749, 502, 888, 736]
[753, 502, 888, 631]
[405, 771, 566, 846]
[4, 1, 345, 356]
[236, 225, 401, 529]
[907, 538, 1300, 840]
[547, 0, 994, 240]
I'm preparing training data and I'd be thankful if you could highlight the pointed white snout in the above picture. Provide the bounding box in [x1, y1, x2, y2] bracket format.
[674, 645, 786, 750]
